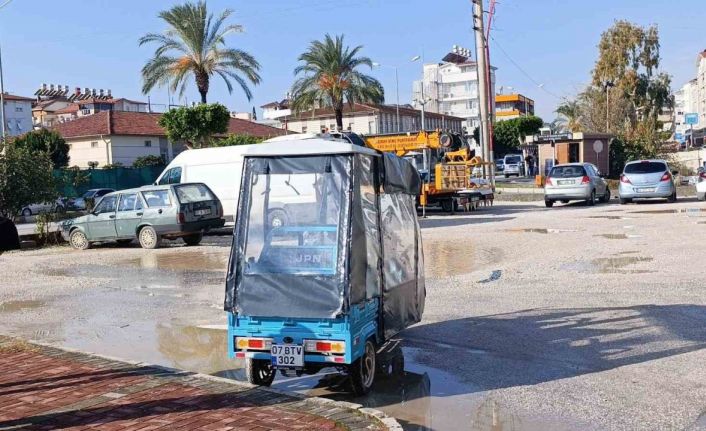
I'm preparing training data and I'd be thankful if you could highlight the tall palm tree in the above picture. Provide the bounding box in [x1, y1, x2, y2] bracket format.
[139, 1, 261, 104]
[555, 100, 582, 132]
[290, 34, 384, 131]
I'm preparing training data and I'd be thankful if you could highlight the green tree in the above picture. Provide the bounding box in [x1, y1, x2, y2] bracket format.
[211, 134, 264, 147]
[0, 147, 56, 221]
[158, 103, 230, 149]
[132, 155, 166, 168]
[290, 34, 384, 131]
[555, 100, 582, 133]
[11, 129, 69, 169]
[493, 116, 544, 156]
[139, 1, 261, 103]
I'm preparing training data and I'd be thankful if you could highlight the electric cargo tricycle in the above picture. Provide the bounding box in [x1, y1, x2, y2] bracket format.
[225, 138, 425, 394]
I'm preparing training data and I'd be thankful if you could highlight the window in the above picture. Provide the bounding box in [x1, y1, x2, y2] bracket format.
[15, 106, 22, 112]
[157, 167, 182, 185]
[91, 141, 98, 148]
[142, 190, 171, 207]
[144, 140, 152, 147]
[118, 193, 140, 212]
[175, 184, 215, 203]
[94, 196, 117, 214]
[624, 162, 668, 174]
[549, 166, 587, 178]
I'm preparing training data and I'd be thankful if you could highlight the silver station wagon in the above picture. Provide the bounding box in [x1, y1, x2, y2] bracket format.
[62, 183, 225, 250]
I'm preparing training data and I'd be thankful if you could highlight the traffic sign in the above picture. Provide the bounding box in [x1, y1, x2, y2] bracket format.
[593, 140, 604, 154]
[685, 113, 699, 126]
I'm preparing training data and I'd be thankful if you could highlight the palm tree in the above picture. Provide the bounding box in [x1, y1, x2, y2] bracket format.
[139, 1, 261, 104]
[290, 34, 384, 131]
[555, 100, 582, 132]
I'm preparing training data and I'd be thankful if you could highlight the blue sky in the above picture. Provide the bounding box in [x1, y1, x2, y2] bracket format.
[0, 0, 704, 121]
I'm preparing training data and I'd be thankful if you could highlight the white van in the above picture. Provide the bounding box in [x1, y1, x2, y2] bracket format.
[155, 145, 254, 221]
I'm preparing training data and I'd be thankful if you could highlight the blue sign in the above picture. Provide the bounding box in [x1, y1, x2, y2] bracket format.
[675, 132, 684, 143]
[685, 113, 699, 126]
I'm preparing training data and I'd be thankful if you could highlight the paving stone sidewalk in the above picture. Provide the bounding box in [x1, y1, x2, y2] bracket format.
[0, 337, 394, 431]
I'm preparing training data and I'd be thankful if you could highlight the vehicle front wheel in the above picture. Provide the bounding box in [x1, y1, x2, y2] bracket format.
[183, 232, 203, 246]
[245, 358, 275, 386]
[545, 200, 554, 208]
[138, 226, 160, 249]
[586, 190, 596, 206]
[21, 208, 31, 217]
[350, 340, 376, 395]
[69, 230, 90, 250]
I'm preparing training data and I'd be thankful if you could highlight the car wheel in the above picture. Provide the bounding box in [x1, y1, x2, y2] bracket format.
[545, 200, 554, 208]
[668, 191, 677, 203]
[602, 189, 611, 203]
[441, 199, 457, 213]
[69, 230, 90, 250]
[350, 340, 376, 396]
[245, 358, 276, 386]
[138, 226, 160, 249]
[699, 193, 706, 202]
[504, 174, 509, 178]
[21, 208, 32, 217]
[586, 190, 596, 206]
[619, 198, 631, 205]
[55, 205, 66, 214]
[183, 232, 203, 246]
[267, 209, 288, 228]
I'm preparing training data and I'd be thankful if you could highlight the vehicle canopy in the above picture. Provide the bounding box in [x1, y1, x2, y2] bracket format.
[224, 138, 425, 339]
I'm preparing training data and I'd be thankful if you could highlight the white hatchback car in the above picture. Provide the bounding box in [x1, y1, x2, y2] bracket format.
[544, 163, 610, 207]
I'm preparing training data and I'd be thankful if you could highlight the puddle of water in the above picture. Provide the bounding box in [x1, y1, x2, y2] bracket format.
[505, 228, 577, 234]
[617, 250, 640, 255]
[595, 234, 628, 240]
[0, 299, 45, 313]
[561, 256, 654, 274]
[587, 216, 632, 220]
[631, 208, 706, 216]
[123, 251, 228, 272]
[423, 240, 476, 277]
[478, 270, 502, 284]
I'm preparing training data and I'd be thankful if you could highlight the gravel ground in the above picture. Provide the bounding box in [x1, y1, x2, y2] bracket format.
[1, 199, 706, 430]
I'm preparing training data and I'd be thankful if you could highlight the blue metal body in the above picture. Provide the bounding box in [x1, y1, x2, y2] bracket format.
[228, 298, 380, 366]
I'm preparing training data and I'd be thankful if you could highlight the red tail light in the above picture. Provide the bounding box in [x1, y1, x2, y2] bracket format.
[315, 342, 331, 352]
[545, 177, 553, 186]
[699, 172, 706, 182]
[177, 212, 185, 223]
[620, 175, 631, 184]
[660, 172, 671, 182]
[581, 176, 590, 184]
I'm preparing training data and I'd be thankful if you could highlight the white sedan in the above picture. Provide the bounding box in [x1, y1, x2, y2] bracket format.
[20, 199, 65, 217]
[697, 172, 706, 201]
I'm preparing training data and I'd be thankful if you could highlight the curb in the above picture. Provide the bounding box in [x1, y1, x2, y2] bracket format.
[2, 336, 403, 431]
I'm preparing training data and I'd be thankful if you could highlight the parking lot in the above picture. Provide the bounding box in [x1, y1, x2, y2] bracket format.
[2, 198, 706, 430]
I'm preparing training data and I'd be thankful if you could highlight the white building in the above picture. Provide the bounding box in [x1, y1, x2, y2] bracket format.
[1, 93, 34, 137]
[283, 103, 463, 135]
[697, 51, 706, 125]
[412, 47, 496, 132]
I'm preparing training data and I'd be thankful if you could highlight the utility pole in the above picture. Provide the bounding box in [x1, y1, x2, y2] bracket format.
[472, 0, 491, 180]
[0, 42, 6, 144]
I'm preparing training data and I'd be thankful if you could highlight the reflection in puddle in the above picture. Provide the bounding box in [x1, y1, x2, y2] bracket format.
[631, 208, 706, 216]
[594, 234, 642, 240]
[562, 256, 654, 274]
[157, 324, 238, 375]
[587, 216, 631, 220]
[505, 228, 577, 234]
[0, 299, 45, 313]
[123, 251, 228, 272]
[423, 240, 476, 277]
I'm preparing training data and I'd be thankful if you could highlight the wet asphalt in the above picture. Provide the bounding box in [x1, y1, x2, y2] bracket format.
[2, 199, 706, 430]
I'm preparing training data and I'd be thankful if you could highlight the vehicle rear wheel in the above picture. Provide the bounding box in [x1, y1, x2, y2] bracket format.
[545, 200, 554, 208]
[668, 191, 677, 203]
[138, 226, 160, 249]
[586, 190, 596, 206]
[619, 198, 632, 205]
[69, 230, 90, 250]
[350, 340, 376, 396]
[440, 199, 457, 213]
[183, 232, 203, 246]
[245, 358, 275, 386]
[21, 208, 31, 217]
[267, 209, 288, 228]
[600, 189, 611, 203]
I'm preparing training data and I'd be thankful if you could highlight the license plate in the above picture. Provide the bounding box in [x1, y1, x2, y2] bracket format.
[194, 208, 211, 216]
[558, 180, 574, 185]
[271, 344, 303, 368]
[637, 188, 655, 193]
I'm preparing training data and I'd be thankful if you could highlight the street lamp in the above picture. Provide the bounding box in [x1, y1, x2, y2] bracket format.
[411, 55, 428, 131]
[372, 62, 400, 132]
[603, 80, 614, 133]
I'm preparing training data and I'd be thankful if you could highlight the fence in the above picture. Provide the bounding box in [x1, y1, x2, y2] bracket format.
[55, 166, 163, 197]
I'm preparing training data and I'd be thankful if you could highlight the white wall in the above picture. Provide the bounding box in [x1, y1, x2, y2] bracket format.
[110, 135, 166, 166]
[67, 135, 172, 168]
[66, 137, 111, 167]
[1, 99, 33, 136]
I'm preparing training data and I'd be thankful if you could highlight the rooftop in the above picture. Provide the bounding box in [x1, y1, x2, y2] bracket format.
[285, 103, 464, 122]
[2, 93, 34, 102]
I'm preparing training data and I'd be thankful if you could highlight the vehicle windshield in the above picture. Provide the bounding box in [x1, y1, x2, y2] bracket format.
[624, 162, 667, 174]
[174, 184, 215, 203]
[505, 155, 522, 163]
[82, 190, 96, 199]
[550, 166, 587, 178]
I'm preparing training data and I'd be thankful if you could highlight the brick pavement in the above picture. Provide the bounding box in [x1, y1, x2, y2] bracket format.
[0, 337, 392, 431]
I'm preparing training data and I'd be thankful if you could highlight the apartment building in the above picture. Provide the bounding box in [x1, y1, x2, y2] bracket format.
[495, 93, 535, 120]
[1, 93, 34, 137]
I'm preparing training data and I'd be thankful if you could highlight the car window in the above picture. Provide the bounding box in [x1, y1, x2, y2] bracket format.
[135, 196, 143, 210]
[175, 184, 215, 203]
[624, 162, 667, 174]
[585, 165, 596, 177]
[142, 190, 171, 208]
[118, 193, 139, 212]
[82, 190, 95, 199]
[505, 156, 522, 163]
[550, 166, 587, 178]
[157, 170, 171, 185]
[94, 196, 117, 214]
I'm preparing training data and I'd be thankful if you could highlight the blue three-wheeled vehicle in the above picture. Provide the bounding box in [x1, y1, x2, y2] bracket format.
[225, 137, 425, 394]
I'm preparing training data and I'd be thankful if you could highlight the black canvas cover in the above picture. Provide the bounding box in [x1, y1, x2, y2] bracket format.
[382, 153, 421, 195]
[0, 217, 20, 252]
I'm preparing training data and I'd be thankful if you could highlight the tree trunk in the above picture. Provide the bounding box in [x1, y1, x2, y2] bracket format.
[335, 108, 343, 132]
[195, 70, 209, 104]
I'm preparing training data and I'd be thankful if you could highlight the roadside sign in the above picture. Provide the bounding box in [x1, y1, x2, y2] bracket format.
[685, 113, 699, 126]
[593, 140, 604, 153]
[675, 132, 684, 143]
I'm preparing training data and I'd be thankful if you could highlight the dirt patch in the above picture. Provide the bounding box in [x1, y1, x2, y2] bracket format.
[0, 338, 39, 354]
[423, 240, 476, 277]
[0, 299, 45, 313]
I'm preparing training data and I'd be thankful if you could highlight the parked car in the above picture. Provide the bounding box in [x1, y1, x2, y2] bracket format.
[495, 158, 505, 173]
[20, 198, 66, 216]
[695, 171, 706, 201]
[62, 183, 225, 250]
[503, 154, 524, 177]
[71, 188, 115, 211]
[544, 163, 610, 207]
[618, 160, 677, 204]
